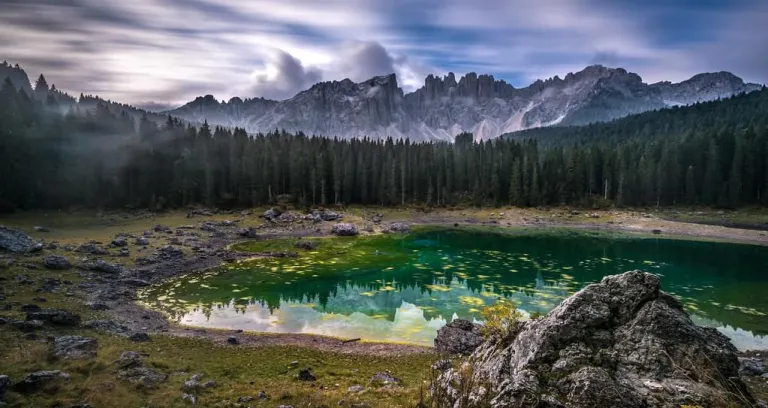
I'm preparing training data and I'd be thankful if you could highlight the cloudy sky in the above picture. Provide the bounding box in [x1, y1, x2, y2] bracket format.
[1, 0, 766, 110]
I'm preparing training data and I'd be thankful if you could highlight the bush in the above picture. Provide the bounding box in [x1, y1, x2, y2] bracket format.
[480, 300, 522, 340]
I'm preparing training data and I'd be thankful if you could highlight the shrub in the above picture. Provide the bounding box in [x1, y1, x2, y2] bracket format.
[479, 300, 523, 340]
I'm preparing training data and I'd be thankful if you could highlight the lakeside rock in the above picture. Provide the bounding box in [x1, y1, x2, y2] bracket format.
[331, 223, 359, 236]
[0, 226, 42, 253]
[383, 222, 411, 234]
[434, 319, 483, 355]
[294, 240, 317, 250]
[431, 271, 755, 407]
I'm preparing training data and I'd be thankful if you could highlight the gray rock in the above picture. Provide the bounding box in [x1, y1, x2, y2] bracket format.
[26, 309, 81, 326]
[331, 223, 359, 236]
[739, 357, 765, 376]
[20, 304, 41, 312]
[83, 319, 131, 336]
[181, 393, 197, 404]
[347, 384, 364, 393]
[156, 245, 184, 260]
[120, 278, 151, 287]
[53, 335, 98, 360]
[0, 375, 9, 400]
[384, 222, 411, 233]
[431, 271, 754, 408]
[86, 302, 109, 311]
[0, 226, 42, 253]
[227, 336, 239, 345]
[111, 237, 128, 247]
[10, 320, 44, 332]
[369, 372, 400, 386]
[154, 224, 172, 233]
[263, 207, 282, 220]
[294, 240, 317, 250]
[33, 226, 50, 232]
[13, 370, 70, 393]
[236, 227, 259, 238]
[297, 368, 316, 381]
[434, 319, 483, 355]
[135, 237, 149, 246]
[88, 260, 123, 274]
[129, 332, 151, 342]
[43, 255, 72, 270]
[75, 243, 109, 255]
[116, 351, 167, 388]
[312, 209, 341, 221]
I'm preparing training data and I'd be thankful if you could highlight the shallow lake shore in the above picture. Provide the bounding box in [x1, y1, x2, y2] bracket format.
[1, 206, 767, 406]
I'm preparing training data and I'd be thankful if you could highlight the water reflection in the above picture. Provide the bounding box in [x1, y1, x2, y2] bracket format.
[140, 228, 768, 349]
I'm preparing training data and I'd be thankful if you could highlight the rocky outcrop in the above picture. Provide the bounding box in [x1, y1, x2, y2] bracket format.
[52, 335, 98, 360]
[0, 226, 42, 253]
[331, 223, 359, 236]
[116, 351, 167, 388]
[383, 222, 411, 234]
[168, 65, 760, 141]
[26, 309, 81, 326]
[434, 319, 483, 355]
[12, 371, 70, 394]
[431, 271, 754, 408]
[43, 255, 72, 270]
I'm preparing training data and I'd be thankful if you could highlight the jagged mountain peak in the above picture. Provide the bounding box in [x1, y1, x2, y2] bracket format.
[167, 65, 760, 141]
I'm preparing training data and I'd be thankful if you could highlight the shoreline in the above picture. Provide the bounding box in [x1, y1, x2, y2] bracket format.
[3, 207, 768, 356]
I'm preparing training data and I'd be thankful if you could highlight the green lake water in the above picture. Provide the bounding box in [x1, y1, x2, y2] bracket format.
[139, 227, 768, 350]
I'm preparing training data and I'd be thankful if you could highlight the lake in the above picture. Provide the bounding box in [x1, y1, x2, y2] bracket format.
[139, 227, 768, 350]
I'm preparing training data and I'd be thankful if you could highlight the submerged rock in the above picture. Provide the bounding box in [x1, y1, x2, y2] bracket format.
[0, 226, 42, 253]
[294, 240, 317, 250]
[434, 319, 482, 355]
[431, 271, 754, 408]
[331, 223, 359, 236]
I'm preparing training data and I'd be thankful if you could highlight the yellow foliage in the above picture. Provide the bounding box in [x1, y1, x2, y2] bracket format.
[480, 300, 522, 339]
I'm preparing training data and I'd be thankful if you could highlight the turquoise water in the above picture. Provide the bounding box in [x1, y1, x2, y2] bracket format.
[140, 228, 768, 349]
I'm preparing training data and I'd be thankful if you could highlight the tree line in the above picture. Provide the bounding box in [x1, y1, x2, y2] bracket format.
[1, 74, 767, 212]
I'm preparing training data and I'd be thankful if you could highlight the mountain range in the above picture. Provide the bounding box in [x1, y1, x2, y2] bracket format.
[167, 65, 762, 141]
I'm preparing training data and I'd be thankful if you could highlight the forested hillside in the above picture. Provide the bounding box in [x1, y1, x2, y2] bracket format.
[1, 76, 767, 211]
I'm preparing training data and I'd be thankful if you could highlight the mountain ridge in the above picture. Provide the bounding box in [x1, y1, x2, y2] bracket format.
[167, 64, 761, 141]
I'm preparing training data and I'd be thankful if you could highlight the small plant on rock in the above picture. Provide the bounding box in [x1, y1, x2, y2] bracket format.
[479, 300, 522, 341]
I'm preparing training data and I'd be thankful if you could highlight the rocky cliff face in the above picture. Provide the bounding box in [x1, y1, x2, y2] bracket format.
[166, 65, 761, 141]
[431, 271, 755, 408]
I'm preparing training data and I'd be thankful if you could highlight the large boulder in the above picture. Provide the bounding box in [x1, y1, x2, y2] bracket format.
[384, 222, 411, 234]
[263, 207, 282, 221]
[431, 271, 755, 408]
[52, 335, 98, 360]
[312, 209, 341, 221]
[0, 226, 42, 253]
[331, 223, 359, 236]
[43, 255, 72, 270]
[434, 319, 483, 355]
